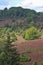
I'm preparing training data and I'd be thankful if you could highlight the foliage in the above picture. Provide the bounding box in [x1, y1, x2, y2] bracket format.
[20, 55, 31, 62]
[32, 62, 38, 65]
[0, 7, 43, 24]
[0, 27, 17, 42]
[10, 31, 17, 42]
[0, 33, 20, 65]
[23, 26, 41, 40]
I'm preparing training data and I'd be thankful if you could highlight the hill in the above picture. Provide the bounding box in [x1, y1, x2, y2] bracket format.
[16, 38, 43, 65]
[0, 7, 43, 65]
[0, 7, 43, 29]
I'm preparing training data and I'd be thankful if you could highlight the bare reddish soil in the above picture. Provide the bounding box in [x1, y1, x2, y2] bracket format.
[0, 19, 12, 26]
[0, 19, 43, 27]
[0, 18, 25, 26]
[16, 38, 43, 65]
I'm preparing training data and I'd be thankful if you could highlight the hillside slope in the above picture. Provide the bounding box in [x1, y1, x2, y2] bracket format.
[16, 38, 43, 65]
[0, 7, 43, 28]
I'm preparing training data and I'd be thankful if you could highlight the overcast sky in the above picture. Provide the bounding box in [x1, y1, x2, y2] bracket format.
[0, 0, 43, 12]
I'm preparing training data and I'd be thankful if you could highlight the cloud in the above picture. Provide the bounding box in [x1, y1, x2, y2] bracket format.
[34, 6, 43, 12]
[0, 0, 43, 12]
[16, 0, 43, 12]
[16, 0, 43, 7]
[9, 0, 22, 7]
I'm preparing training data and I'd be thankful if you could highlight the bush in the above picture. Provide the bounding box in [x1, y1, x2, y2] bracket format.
[10, 32, 17, 42]
[20, 55, 31, 62]
[0, 34, 20, 65]
[32, 62, 38, 65]
[23, 26, 41, 40]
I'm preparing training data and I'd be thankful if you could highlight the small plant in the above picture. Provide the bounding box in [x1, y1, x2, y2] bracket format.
[23, 26, 41, 40]
[0, 34, 20, 65]
[20, 55, 31, 62]
[32, 62, 38, 65]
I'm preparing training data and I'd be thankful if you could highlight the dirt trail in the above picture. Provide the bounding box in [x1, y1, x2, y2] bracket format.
[12, 36, 43, 65]
[16, 38, 43, 65]
[17, 35, 25, 43]
[12, 35, 26, 44]
[17, 38, 43, 53]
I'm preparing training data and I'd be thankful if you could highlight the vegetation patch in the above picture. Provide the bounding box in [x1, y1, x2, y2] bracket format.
[23, 26, 41, 40]
[40, 62, 43, 65]
[32, 62, 38, 65]
[20, 55, 31, 62]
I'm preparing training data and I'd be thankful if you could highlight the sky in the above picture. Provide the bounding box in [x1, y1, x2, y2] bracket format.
[0, 0, 43, 12]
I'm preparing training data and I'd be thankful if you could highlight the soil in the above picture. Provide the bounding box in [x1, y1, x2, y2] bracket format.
[14, 36, 43, 65]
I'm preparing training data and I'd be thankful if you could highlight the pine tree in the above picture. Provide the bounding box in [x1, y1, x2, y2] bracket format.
[0, 33, 20, 65]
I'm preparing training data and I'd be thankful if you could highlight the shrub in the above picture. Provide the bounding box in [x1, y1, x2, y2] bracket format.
[20, 55, 31, 62]
[4, 31, 17, 42]
[23, 26, 41, 40]
[0, 33, 20, 65]
[10, 32, 17, 42]
[32, 62, 38, 65]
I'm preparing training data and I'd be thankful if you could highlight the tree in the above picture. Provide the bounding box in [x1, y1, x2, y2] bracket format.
[23, 26, 41, 40]
[3, 8, 8, 19]
[10, 31, 17, 42]
[29, 21, 35, 27]
[0, 33, 20, 65]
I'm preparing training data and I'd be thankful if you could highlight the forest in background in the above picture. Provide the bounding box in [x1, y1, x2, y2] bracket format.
[0, 7, 43, 29]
